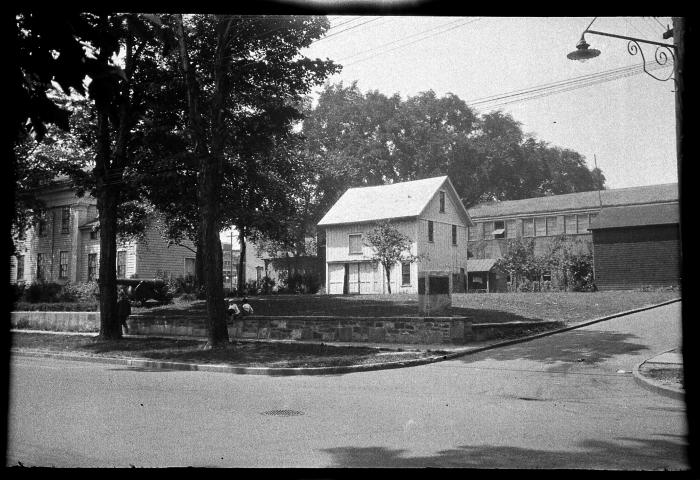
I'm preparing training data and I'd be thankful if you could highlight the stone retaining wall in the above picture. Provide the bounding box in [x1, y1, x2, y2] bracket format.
[11, 311, 562, 344]
[11, 311, 100, 332]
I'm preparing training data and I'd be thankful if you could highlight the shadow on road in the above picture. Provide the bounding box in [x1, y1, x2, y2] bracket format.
[460, 329, 649, 372]
[321, 435, 688, 469]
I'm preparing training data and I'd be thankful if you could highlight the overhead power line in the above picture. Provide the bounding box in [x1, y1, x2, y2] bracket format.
[472, 62, 670, 111]
[336, 17, 467, 63]
[313, 16, 384, 44]
[344, 17, 482, 67]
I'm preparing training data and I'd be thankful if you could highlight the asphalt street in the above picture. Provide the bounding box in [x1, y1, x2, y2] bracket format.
[7, 301, 687, 469]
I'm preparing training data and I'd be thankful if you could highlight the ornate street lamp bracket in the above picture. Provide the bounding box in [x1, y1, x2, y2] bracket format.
[580, 28, 677, 85]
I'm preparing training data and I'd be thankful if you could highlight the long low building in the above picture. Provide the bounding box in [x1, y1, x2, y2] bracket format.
[465, 182, 679, 290]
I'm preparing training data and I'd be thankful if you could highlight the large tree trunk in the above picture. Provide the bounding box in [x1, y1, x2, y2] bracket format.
[198, 156, 228, 347]
[238, 226, 247, 293]
[175, 14, 235, 348]
[97, 186, 120, 339]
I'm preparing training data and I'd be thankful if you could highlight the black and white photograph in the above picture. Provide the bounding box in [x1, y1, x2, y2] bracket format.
[7, 5, 692, 471]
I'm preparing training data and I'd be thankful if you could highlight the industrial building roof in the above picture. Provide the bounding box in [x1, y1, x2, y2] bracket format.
[468, 183, 678, 219]
[589, 202, 679, 229]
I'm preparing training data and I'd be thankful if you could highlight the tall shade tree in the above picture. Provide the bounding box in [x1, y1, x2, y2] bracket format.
[13, 12, 171, 339]
[168, 14, 338, 348]
[364, 221, 417, 294]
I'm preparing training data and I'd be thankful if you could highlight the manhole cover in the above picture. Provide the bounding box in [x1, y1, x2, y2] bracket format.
[261, 409, 305, 417]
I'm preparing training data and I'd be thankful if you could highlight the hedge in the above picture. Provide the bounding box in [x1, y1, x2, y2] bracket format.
[13, 301, 99, 312]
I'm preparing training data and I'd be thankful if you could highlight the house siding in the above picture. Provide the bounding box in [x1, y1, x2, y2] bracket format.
[11, 181, 199, 285]
[133, 219, 196, 280]
[592, 224, 680, 290]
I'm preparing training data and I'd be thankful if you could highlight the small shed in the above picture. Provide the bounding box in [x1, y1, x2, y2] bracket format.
[589, 203, 680, 290]
[466, 259, 507, 293]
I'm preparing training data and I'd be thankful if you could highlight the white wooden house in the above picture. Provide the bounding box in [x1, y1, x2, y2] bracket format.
[318, 176, 473, 294]
[11, 178, 197, 285]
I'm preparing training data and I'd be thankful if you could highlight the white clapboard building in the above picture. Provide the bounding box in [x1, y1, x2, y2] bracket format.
[318, 176, 473, 294]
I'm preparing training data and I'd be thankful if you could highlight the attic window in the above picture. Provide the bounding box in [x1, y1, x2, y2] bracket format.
[439, 191, 446, 213]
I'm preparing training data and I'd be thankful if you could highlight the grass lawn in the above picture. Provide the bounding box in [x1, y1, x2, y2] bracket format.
[135, 290, 681, 325]
[12, 332, 441, 368]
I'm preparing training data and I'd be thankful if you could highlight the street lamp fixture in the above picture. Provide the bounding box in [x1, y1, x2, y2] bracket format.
[567, 17, 677, 83]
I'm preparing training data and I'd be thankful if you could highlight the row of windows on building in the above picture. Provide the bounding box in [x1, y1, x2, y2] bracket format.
[35, 207, 100, 239]
[348, 221, 460, 254]
[15, 251, 122, 282]
[467, 213, 598, 242]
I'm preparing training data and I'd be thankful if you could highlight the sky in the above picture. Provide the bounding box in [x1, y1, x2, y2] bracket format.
[223, 15, 678, 245]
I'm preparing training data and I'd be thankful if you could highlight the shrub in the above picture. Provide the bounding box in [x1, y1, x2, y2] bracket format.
[177, 293, 198, 303]
[23, 282, 64, 303]
[14, 301, 99, 312]
[260, 277, 276, 295]
[10, 283, 26, 306]
[62, 281, 99, 302]
[279, 271, 321, 294]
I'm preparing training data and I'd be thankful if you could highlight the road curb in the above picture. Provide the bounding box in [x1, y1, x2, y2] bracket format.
[11, 298, 681, 376]
[632, 348, 685, 400]
[11, 347, 453, 376]
[437, 297, 683, 361]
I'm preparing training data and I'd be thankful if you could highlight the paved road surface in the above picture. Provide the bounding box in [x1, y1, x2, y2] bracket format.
[7, 301, 687, 468]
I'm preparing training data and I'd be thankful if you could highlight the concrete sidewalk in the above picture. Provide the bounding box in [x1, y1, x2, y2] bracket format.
[633, 348, 685, 400]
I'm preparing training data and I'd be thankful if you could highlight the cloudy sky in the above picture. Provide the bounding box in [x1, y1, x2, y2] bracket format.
[300, 15, 678, 190]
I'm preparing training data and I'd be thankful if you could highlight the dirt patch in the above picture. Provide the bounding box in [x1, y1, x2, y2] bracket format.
[11, 332, 436, 368]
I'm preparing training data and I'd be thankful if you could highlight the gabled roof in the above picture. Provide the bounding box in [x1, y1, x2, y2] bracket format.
[468, 183, 678, 219]
[589, 203, 679, 230]
[466, 258, 502, 272]
[318, 176, 472, 227]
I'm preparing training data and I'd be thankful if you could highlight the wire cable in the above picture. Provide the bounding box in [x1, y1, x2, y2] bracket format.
[344, 17, 482, 67]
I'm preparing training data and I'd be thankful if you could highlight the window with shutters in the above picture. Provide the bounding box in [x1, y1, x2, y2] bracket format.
[348, 234, 362, 254]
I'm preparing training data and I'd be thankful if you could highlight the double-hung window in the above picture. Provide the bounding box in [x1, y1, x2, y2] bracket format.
[87, 253, 97, 281]
[59, 251, 68, 279]
[348, 234, 362, 254]
[117, 250, 126, 278]
[16, 255, 24, 281]
[61, 207, 70, 234]
[401, 262, 411, 286]
[37, 253, 46, 281]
